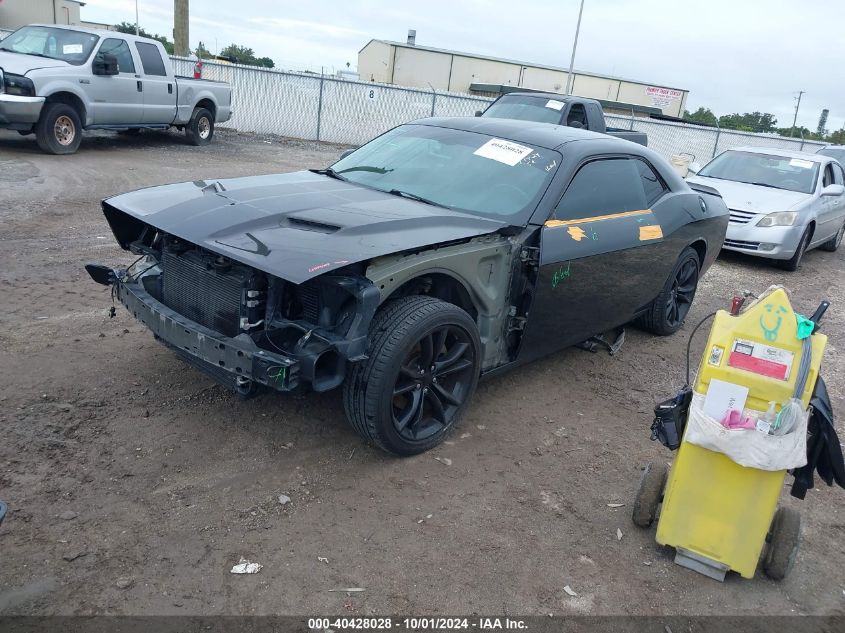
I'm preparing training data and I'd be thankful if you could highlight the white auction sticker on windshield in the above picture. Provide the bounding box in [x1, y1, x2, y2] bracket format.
[545, 99, 565, 111]
[63, 44, 84, 54]
[474, 138, 534, 166]
[789, 158, 814, 169]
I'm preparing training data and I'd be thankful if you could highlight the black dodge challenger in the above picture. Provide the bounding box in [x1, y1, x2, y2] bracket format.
[87, 118, 729, 455]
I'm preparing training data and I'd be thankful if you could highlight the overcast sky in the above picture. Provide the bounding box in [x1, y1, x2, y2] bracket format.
[83, 0, 845, 131]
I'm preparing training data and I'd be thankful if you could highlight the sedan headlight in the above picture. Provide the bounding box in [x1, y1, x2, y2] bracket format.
[3, 73, 36, 97]
[756, 211, 798, 227]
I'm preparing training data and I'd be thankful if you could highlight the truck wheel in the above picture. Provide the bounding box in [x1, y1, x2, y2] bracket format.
[820, 221, 844, 252]
[35, 102, 82, 155]
[343, 296, 481, 456]
[632, 462, 668, 528]
[638, 247, 699, 336]
[763, 507, 801, 580]
[186, 107, 214, 145]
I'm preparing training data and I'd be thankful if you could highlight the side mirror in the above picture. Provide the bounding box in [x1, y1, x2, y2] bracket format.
[474, 110, 482, 117]
[93, 53, 119, 76]
[339, 148, 355, 160]
[821, 183, 845, 197]
[687, 162, 701, 175]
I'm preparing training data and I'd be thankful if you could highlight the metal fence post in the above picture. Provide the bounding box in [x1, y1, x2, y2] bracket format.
[316, 68, 325, 142]
[431, 89, 437, 117]
[799, 130, 805, 151]
[629, 108, 635, 131]
[712, 121, 721, 159]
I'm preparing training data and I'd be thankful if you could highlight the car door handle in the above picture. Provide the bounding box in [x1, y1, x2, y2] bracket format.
[168, 83, 173, 94]
[137, 80, 143, 92]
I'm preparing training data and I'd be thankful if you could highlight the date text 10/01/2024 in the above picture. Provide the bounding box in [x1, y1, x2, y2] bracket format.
[306, 617, 528, 630]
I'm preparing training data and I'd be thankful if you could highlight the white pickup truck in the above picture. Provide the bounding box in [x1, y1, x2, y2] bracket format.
[0, 24, 232, 154]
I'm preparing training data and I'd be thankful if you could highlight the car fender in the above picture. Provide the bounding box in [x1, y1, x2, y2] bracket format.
[33, 78, 91, 125]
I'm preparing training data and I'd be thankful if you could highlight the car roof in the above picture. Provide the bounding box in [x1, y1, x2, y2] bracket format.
[28, 23, 161, 44]
[493, 91, 601, 105]
[727, 145, 832, 163]
[411, 116, 631, 151]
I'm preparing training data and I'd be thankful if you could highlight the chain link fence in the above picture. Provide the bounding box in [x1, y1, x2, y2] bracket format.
[0, 27, 829, 160]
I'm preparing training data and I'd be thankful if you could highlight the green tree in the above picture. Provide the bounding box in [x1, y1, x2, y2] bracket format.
[683, 107, 718, 126]
[220, 43, 274, 68]
[718, 111, 777, 133]
[195, 41, 212, 59]
[113, 22, 174, 54]
[255, 56, 275, 69]
[826, 129, 845, 145]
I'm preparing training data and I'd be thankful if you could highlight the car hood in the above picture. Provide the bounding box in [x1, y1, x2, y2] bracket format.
[0, 50, 68, 74]
[104, 171, 508, 284]
[686, 176, 812, 213]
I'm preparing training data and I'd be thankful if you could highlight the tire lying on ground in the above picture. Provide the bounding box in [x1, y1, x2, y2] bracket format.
[35, 102, 82, 155]
[185, 106, 214, 146]
[343, 296, 481, 456]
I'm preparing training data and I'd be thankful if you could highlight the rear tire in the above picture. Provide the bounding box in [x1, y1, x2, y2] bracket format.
[632, 462, 668, 528]
[638, 247, 699, 336]
[185, 107, 214, 145]
[777, 227, 811, 271]
[35, 102, 82, 155]
[763, 507, 801, 580]
[820, 221, 844, 252]
[343, 296, 481, 456]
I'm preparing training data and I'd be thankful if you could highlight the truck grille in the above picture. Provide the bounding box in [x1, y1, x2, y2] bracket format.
[728, 209, 756, 224]
[161, 250, 243, 337]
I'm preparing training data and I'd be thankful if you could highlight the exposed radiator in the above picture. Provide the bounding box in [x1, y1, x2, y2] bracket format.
[161, 249, 244, 337]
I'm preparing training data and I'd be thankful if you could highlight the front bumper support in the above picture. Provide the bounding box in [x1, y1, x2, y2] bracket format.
[0, 94, 45, 127]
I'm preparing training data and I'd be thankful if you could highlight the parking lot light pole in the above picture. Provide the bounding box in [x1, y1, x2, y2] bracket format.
[564, 0, 585, 95]
[135, 0, 140, 35]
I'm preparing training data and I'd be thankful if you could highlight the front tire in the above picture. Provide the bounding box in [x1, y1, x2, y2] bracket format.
[763, 507, 801, 580]
[632, 462, 668, 528]
[777, 227, 811, 271]
[35, 102, 82, 155]
[343, 296, 481, 456]
[821, 221, 844, 252]
[638, 247, 700, 336]
[185, 107, 214, 146]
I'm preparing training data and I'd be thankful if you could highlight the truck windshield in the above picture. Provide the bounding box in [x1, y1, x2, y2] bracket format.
[330, 124, 561, 219]
[0, 25, 99, 66]
[483, 95, 565, 124]
[698, 150, 819, 194]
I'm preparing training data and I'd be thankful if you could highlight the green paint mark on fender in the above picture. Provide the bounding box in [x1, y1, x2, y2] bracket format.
[552, 261, 572, 288]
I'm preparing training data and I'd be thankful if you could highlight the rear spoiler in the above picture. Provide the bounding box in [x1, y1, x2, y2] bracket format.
[687, 182, 722, 198]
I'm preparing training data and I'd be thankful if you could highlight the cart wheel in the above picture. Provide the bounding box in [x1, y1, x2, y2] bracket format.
[632, 462, 668, 528]
[763, 507, 801, 580]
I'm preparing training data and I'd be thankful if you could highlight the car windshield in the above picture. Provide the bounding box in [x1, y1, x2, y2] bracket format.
[818, 147, 845, 164]
[330, 124, 561, 219]
[698, 150, 818, 194]
[483, 96, 565, 124]
[0, 25, 99, 66]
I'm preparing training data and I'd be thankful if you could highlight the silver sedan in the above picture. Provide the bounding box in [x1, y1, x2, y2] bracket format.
[687, 146, 845, 270]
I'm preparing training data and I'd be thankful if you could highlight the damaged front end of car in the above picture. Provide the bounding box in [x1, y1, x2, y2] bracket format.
[87, 205, 379, 397]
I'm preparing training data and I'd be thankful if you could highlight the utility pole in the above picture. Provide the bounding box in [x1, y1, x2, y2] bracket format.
[790, 90, 804, 137]
[564, 0, 585, 95]
[174, 0, 189, 57]
[135, 0, 139, 35]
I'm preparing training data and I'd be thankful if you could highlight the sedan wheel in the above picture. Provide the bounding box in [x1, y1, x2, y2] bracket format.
[638, 247, 700, 336]
[343, 296, 481, 455]
[777, 227, 811, 271]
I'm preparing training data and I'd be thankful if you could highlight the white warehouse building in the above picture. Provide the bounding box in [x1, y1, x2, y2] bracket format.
[358, 36, 688, 118]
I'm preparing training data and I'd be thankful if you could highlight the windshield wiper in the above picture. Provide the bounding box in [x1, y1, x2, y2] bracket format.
[310, 167, 348, 182]
[386, 189, 446, 208]
[2, 50, 55, 59]
[337, 165, 393, 175]
[743, 181, 788, 190]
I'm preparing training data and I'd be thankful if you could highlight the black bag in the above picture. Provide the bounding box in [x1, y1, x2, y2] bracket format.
[650, 386, 693, 451]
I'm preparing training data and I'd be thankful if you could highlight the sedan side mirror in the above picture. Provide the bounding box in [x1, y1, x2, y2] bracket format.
[93, 53, 119, 76]
[821, 183, 845, 196]
[339, 148, 355, 160]
[687, 162, 701, 175]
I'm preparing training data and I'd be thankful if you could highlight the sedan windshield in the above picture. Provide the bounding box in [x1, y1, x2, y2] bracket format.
[330, 124, 561, 219]
[0, 25, 99, 66]
[698, 150, 818, 194]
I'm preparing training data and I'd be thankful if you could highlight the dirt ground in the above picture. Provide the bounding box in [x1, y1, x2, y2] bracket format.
[0, 128, 843, 617]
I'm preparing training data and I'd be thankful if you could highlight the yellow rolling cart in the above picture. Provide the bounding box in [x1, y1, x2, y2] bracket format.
[633, 288, 828, 581]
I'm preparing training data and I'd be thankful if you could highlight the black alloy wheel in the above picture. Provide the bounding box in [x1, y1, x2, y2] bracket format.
[666, 257, 698, 329]
[391, 324, 476, 442]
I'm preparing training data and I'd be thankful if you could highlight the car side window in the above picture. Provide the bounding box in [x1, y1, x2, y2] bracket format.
[554, 158, 648, 221]
[832, 163, 844, 185]
[822, 163, 835, 188]
[97, 38, 135, 74]
[567, 103, 588, 128]
[135, 42, 167, 76]
[634, 158, 668, 206]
